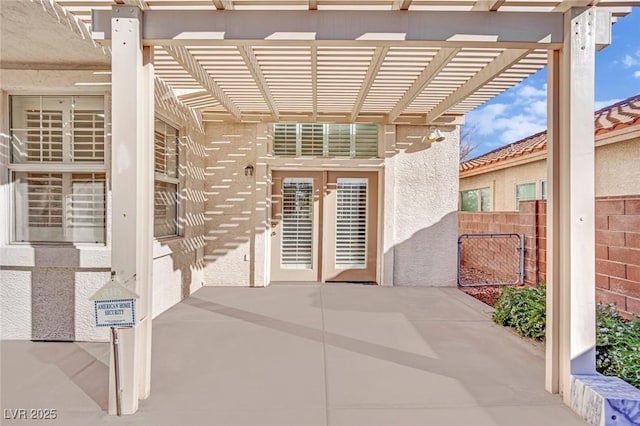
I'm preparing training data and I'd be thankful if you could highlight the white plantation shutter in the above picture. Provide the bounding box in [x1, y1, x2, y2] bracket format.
[154, 180, 178, 237]
[68, 173, 106, 242]
[354, 124, 378, 157]
[73, 110, 105, 162]
[14, 110, 64, 163]
[273, 123, 378, 158]
[335, 178, 368, 269]
[327, 124, 352, 157]
[274, 123, 298, 156]
[10, 96, 106, 243]
[300, 124, 324, 156]
[26, 173, 63, 229]
[154, 119, 180, 238]
[281, 178, 314, 269]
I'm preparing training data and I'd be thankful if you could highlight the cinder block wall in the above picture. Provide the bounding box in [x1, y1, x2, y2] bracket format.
[459, 197, 640, 318]
[458, 200, 545, 286]
[595, 196, 640, 318]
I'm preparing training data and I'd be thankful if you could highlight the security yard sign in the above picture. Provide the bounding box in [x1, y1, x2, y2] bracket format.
[90, 274, 140, 328]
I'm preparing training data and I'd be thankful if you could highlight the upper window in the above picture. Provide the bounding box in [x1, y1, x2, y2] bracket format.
[10, 96, 106, 243]
[541, 180, 547, 200]
[461, 188, 490, 212]
[515, 182, 537, 210]
[154, 119, 180, 238]
[273, 123, 378, 157]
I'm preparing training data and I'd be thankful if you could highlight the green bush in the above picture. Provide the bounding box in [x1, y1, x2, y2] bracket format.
[596, 304, 640, 389]
[493, 286, 640, 389]
[492, 285, 546, 341]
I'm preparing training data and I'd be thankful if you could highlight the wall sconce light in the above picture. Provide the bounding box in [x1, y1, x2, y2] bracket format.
[425, 127, 445, 143]
[244, 165, 254, 177]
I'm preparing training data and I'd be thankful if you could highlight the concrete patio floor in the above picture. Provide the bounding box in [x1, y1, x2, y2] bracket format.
[1, 285, 586, 425]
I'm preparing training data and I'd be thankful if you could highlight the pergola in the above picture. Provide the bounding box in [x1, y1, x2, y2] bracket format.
[19, 0, 639, 417]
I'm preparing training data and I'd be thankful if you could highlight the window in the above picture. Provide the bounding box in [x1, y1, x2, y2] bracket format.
[460, 188, 490, 212]
[273, 123, 378, 157]
[515, 182, 537, 210]
[154, 119, 179, 238]
[9, 95, 106, 243]
[541, 180, 547, 200]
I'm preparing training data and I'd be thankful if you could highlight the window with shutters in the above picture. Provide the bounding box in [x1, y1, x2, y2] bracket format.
[281, 178, 314, 269]
[9, 95, 106, 243]
[273, 123, 378, 157]
[335, 178, 368, 269]
[154, 119, 180, 238]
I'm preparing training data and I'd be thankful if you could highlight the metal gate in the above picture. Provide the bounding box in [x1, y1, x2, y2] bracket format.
[457, 233, 524, 287]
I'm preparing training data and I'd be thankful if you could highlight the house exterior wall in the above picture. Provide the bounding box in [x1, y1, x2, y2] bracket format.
[459, 159, 547, 211]
[387, 125, 460, 287]
[0, 71, 207, 341]
[595, 136, 640, 197]
[459, 132, 640, 210]
[200, 123, 459, 288]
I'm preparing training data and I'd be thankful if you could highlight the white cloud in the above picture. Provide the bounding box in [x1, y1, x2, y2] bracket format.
[634, 70, 640, 79]
[465, 103, 509, 136]
[622, 54, 639, 68]
[595, 98, 623, 110]
[514, 84, 546, 100]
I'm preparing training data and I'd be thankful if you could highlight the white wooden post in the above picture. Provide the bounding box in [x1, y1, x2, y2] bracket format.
[546, 7, 597, 402]
[110, 5, 154, 415]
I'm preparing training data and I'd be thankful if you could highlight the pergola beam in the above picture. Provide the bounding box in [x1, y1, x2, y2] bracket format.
[92, 10, 565, 49]
[238, 46, 280, 121]
[351, 47, 389, 122]
[164, 45, 242, 120]
[211, 0, 234, 9]
[424, 48, 530, 123]
[311, 46, 318, 121]
[388, 47, 459, 122]
[392, 0, 413, 10]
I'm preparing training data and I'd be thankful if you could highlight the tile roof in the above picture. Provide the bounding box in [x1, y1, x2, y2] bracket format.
[460, 93, 640, 173]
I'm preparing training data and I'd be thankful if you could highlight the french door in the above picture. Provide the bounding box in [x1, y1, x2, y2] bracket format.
[270, 171, 378, 283]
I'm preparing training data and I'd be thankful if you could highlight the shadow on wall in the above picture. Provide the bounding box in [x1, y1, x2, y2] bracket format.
[199, 123, 263, 286]
[391, 211, 458, 287]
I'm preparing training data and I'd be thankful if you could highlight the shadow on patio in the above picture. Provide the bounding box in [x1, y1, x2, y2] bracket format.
[1, 285, 586, 426]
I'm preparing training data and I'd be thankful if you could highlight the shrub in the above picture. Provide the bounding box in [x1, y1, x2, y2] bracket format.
[492, 285, 546, 341]
[493, 287, 640, 389]
[596, 304, 640, 389]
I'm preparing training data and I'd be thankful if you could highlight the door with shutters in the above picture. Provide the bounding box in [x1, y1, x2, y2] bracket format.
[323, 171, 378, 282]
[270, 171, 378, 283]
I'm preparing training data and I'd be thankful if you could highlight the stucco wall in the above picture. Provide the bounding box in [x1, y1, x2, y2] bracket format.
[459, 158, 547, 212]
[388, 125, 460, 287]
[595, 136, 640, 197]
[0, 71, 207, 341]
[460, 133, 640, 211]
[201, 122, 261, 286]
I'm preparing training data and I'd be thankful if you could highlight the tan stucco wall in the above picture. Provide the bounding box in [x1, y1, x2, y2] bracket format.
[459, 159, 547, 211]
[0, 71, 208, 341]
[202, 122, 262, 286]
[459, 133, 640, 212]
[201, 122, 460, 287]
[595, 136, 640, 197]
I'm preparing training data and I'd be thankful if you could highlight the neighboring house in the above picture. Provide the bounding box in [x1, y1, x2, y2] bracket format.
[459, 94, 640, 317]
[459, 94, 640, 211]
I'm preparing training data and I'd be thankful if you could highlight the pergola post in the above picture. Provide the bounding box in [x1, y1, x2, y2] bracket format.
[109, 5, 154, 415]
[546, 7, 597, 402]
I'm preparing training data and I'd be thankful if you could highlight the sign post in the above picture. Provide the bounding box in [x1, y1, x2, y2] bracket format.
[90, 273, 140, 416]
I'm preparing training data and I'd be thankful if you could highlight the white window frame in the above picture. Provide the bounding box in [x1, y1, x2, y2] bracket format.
[540, 179, 547, 200]
[460, 187, 491, 212]
[272, 123, 379, 158]
[514, 181, 538, 210]
[7, 93, 108, 245]
[153, 116, 181, 239]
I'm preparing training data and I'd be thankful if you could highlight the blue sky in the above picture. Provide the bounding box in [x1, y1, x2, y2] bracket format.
[463, 6, 640, 159]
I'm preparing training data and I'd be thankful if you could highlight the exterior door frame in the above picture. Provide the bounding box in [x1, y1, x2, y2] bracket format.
[268, 167, 383, 285]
